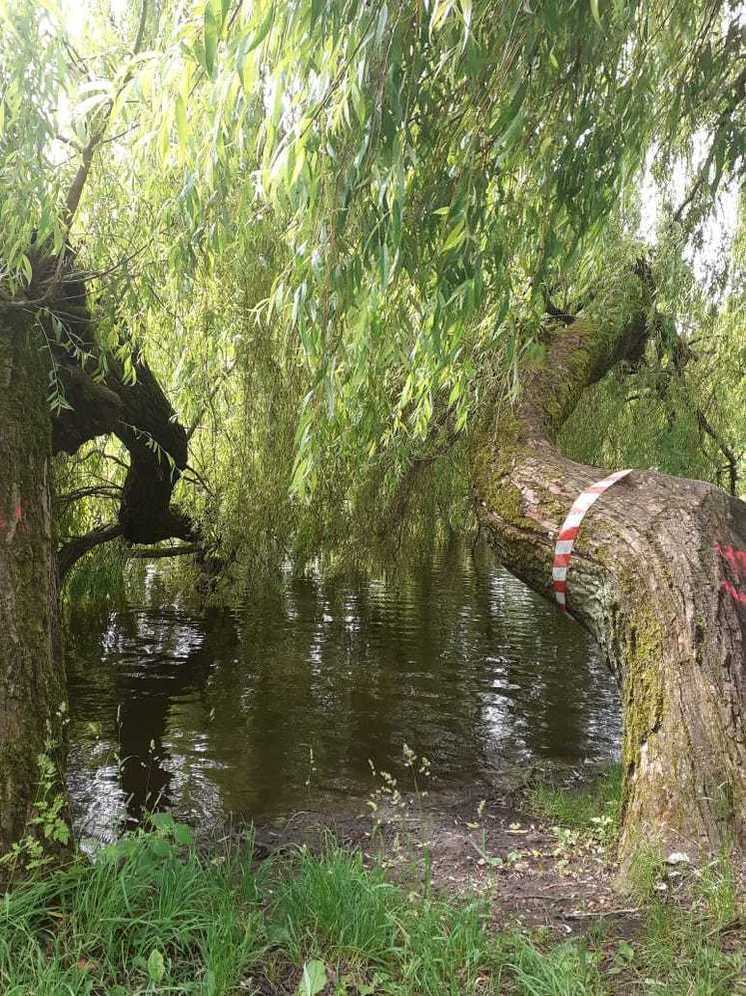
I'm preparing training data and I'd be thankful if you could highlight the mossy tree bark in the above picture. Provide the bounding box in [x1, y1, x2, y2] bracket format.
[472, 279, 746, 867]
[0, 317, 66, 853]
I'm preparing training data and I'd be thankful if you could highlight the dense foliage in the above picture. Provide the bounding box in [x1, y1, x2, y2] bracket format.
[0, 0, 743, 590]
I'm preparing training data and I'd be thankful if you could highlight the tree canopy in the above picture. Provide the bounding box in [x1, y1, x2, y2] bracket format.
[0, 0, 743, 585]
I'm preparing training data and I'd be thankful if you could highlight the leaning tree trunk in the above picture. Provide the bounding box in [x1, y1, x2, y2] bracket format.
[0, 318, 66, 853]
[472, 282, 746, 868]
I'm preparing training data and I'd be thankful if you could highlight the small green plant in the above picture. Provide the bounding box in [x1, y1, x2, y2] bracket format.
[272, 843, 400, 963]
[625, 838, 666, 901]
[507, 934, 605, 995]
[1, 732, 71, 875]
[529, 763, 622, 848]
[366, 745, 434, 867]
[297, 958, 328, 995]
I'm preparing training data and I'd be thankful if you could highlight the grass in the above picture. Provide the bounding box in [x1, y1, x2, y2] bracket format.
[528, 763, 623, 841]
[0, 789, 744, 995]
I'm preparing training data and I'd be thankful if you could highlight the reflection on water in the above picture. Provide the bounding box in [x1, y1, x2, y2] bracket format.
[65, 545, 620, 840]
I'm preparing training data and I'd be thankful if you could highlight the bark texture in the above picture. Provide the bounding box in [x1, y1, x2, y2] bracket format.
[472, 277, 746, 866]
[0, 317, 66, 852]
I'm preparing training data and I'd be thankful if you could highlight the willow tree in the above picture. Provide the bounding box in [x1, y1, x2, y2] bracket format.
[191, 0, 744, 864]
[0, 0, 744, 865]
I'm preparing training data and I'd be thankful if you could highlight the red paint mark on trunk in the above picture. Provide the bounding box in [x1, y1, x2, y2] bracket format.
[1, 498, 26, 540]
[715, 544, 746, 576]
[722, 580, 746, 605]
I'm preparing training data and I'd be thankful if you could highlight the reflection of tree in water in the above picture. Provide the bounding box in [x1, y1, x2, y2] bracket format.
[66, 602, 236, 833]
[113, 607, 230, 827]
[66, 546, 620, 837]
[468, 544, 614, 765]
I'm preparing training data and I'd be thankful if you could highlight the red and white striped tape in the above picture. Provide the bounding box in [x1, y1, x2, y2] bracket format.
[552, 469, 632, 612]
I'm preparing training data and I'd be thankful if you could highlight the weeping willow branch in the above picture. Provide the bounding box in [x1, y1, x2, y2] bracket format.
[672, 65, 746, 228]
[694, 407, 740, 496]
[62, 0, 150, 233]
[55, 485, 122, 505]
[185, 360, 237, 441]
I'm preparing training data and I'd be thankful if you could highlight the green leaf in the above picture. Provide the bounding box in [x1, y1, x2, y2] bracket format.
[461, 0, 472, 40]
[149, 811, 175, 831]
[74, 91, 110, 118]
[175, 95, 188, 148]
[238, 44, 257, 93]
[147, 949, 165, 983]
[173, 822, 194, 846]
[297, 960, 327, 996]
[205, 968, 218, 995]
[204, 5, 218, 76]
[158, 110, 171, 163]
[442, 222, 465, 252]
[246, 4, 275, 53]
[590, 0, 602, 27]
[290, 143, 306, 186]
[374, 3, 389, 46]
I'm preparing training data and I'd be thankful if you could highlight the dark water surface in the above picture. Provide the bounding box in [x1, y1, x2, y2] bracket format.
[66, 547, 620, 840]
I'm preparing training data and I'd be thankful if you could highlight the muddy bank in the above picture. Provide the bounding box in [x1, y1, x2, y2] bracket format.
[240, 770, 624, 935]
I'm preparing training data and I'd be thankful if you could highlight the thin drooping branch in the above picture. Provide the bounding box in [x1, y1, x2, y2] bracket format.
[55, 485, 122, 505]
[672, 65, 746, 227]
[185, 360, 237, 441]
[62, 0, 150, 234]
[648, 331, 741, 496]
[695, 407, 740, 496]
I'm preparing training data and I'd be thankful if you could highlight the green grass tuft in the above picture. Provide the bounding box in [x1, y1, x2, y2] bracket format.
[529, 763, 622, 842]
[272, 845, 401, 963]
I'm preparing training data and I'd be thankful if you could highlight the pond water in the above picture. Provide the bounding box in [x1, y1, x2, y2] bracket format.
[65, 546, 620, 841]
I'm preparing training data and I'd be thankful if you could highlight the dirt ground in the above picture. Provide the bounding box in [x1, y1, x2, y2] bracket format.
[249, 781, 630, 936]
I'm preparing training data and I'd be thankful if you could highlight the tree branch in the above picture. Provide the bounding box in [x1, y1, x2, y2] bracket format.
[55, 485, 122, 505]
[62, 0, 150, 233]
[57, 522, 123, 580]
[672, 66, 746, 227]
[126, 543, 202, 559]
[185, 360, 237, 440]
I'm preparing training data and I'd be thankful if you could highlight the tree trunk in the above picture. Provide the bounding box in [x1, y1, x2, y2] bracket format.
[472, 282, 746, 868]
[54, 346, 204, 578]
[0, 317, 66, 853]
